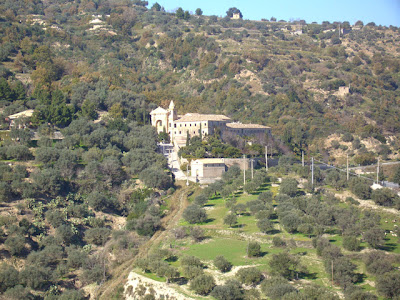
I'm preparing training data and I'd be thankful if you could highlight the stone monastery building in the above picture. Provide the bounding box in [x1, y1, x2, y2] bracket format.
[150, 101, 270, 147]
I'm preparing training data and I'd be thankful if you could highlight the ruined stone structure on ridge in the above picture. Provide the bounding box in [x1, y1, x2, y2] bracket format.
[150, 101, 271, 147]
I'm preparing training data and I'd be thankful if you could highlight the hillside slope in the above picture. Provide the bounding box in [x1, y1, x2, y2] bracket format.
[1, 0, 399, 159]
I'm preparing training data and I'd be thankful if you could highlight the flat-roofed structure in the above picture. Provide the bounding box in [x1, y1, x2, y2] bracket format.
[191, 158, 226, 179]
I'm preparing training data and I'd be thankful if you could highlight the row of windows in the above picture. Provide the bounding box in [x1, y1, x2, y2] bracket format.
[174, 131, 206, 135]
[169, 122, 209, 128]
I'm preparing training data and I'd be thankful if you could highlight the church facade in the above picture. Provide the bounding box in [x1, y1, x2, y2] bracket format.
[150, 101, 271, 146]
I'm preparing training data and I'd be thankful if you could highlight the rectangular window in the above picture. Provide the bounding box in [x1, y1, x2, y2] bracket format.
[174, 124, 177, 128]
[179, 131, 181, 134]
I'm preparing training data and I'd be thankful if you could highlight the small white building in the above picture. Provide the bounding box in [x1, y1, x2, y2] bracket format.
[6, 109, 34, 128]
[231, 13, 242, 20]
[191, 158, 226, 179]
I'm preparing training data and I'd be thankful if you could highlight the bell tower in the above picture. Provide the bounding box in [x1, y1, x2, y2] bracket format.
[167, 101, 177, 141]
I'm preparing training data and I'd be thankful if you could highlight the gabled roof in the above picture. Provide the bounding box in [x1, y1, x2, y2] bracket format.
[175, 113, 231, 123]
[226, 122, 270, 129]
[7, 109, 34, 119]
[150, 107, 167, 114]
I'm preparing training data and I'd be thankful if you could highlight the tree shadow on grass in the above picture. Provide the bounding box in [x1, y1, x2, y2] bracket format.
[300, 272, 318, 280]
[204, 204, 215, 207]
[200, 218, 215, 224]
[231, 223, 246, 229]
[250, 191, 262, 196]
[267, 229, 281, 235]
[174, 277, 188, 285]
[379, 243, 397, 252]
[259, 251, 268, 257]
[166, 256, 178, 263]
[355, 273, 367, 284]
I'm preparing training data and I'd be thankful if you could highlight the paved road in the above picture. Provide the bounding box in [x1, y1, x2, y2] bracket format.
[168, 149, 188, 181]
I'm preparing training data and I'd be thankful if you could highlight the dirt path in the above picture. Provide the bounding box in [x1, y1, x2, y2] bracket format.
[96, 182, 191, 300]
[135, 182, 191, 258]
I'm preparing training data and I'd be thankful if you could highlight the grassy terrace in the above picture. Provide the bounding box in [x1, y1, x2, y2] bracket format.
[138, 173, 400, 299]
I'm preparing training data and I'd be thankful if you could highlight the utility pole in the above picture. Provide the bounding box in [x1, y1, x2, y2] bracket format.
[302, 151, 304, 167]
[243, 155, 246, 186]
[347, 153, 349, 181]
[251, 159, 254, 179]
[265, 146, 268, 171]
[377, 158, 380, 184]
[311, 157, 314, 187]
[331, 260, 334, 287]
[186, 164, 189, 186]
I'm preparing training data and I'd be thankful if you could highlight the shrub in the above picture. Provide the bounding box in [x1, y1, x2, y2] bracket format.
[214, 255, 232, 273]
[364, 251, 393, 275]
[281, 213, 302, 233]
[139, 168, 172, 190]
[269, 252, 300, 280]
[235, 267, 263, 286]
[135, 215, 161, 236]
[84, 227, 111, 246]
[279, 178, 298, 197]
[363, 227, 385, 248]
[3, 285, 33, 300]
[190, 226, 205, 242]
[223, 213, 237, 227]
[56, 224, 78, 245]
[257, 218, 274, 233]
[19, 265, 52, 290]
[4, 235, 25, 256]
[181, 255, 203, 268]
[342, 236, 361, 251]
[86, 191, 116, 212]
[190, 274, 216, 295]
[183, 265, 204, 279]
[261, 276, 297, 300]
[211, 280, 243, 300]
[0, 264, 19, 293]
[342, 133, 354, 142]
[194, 194, 208, 206]
[258, 191, 273, 203]
[183, 205, 208, 224]
[272, 236, 286, 247]
[247, 241, 261, 257]
[376, 272, 400, 298]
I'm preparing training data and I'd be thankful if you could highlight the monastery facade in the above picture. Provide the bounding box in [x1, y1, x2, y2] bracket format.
[150, 101, 271, 147]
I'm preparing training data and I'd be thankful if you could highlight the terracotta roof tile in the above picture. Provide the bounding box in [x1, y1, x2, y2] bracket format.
[226, 122, 270, 129]
[176, 113, 231, 122]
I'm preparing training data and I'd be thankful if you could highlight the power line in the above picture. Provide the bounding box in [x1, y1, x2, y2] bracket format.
[313, 158, 375, 183]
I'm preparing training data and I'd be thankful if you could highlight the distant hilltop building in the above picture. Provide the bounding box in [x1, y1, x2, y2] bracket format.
[232, 13, 242, 20]
[150, 101, 270, 147]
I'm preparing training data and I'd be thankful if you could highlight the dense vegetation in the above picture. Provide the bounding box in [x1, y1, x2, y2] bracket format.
[0, 0, 399, 160]
[1, 0, 400, 299]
